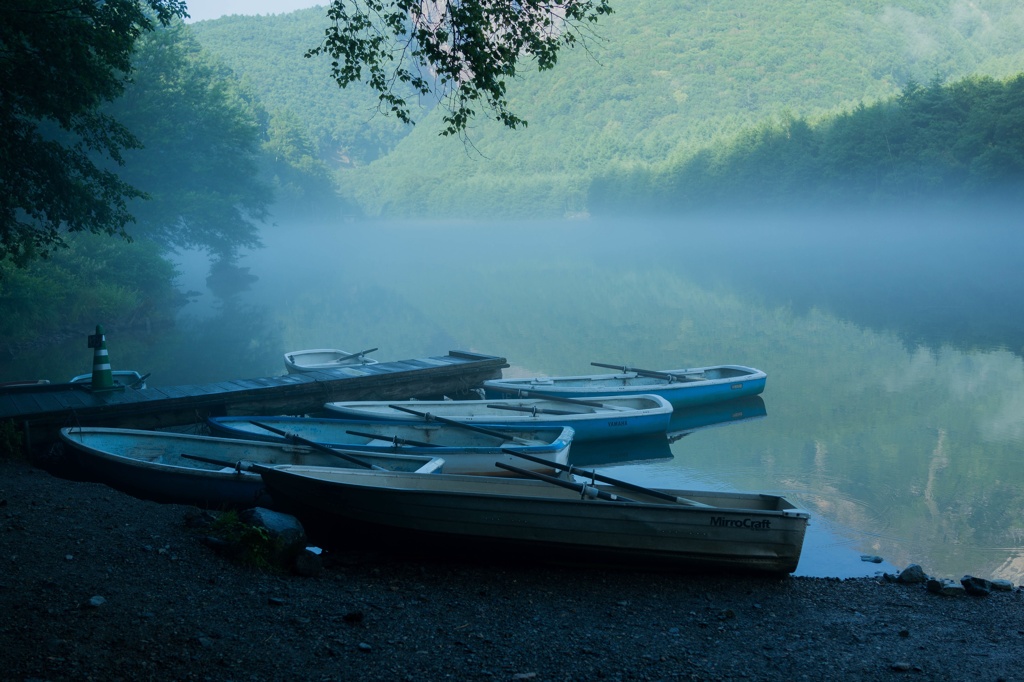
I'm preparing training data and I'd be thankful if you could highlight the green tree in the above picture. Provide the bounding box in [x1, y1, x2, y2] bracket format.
[309, 0, 613, 136]
[0, 0, 187, 268]
[104, 23, 270, 260]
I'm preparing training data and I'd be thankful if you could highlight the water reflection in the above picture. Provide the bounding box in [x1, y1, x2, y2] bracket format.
[569, 434, 673, 468]
[6, 212, 1024, 583]
[205, 258, 259, 300]
[667, 396, 767, 443]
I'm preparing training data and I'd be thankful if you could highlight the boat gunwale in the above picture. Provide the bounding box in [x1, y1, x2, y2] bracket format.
[261, 465, 806, 516]
[324, 393, 673, 418]
[206, 417, 576, 455]
[58, 427, 444, 476]
[284, 348, 380, 370]
[485, 365, 767, 389]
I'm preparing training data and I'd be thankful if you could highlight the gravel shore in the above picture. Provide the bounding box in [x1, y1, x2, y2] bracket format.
[1, 459, 1022, 681]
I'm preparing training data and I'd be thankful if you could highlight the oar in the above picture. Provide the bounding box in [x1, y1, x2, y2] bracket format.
[591, 362, 701, 382]
[501, 448, 712, 507]
[387, 404, 541, 444]
[335, 347, 378, 362]
[345, 429, 438, 448]
[249, 420, 387, 470]
[485, 404, 583, 416]
[181, 453, 251, 472]
[490, 389, 610, 409]
[494, 462, 636, 502]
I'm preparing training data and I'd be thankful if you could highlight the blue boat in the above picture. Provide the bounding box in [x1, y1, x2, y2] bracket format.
[206, 416, 574, 476]
[483, 363, 767, 409]
[322, 394, 673, 442]
[58, 426, 444, 509]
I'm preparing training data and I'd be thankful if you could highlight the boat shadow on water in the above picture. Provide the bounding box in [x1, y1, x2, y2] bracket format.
[568, 434, 675, 468]
[567, 396, 767, 468]
[667, 395, 767, 443]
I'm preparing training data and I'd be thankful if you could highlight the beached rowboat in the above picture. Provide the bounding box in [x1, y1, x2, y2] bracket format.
[205, 416, 574, 475]
[484, 363, 767, 409]
[322, 394, 672, 442]
[59, 426, 443, 508]
[256, 461, 810, 574]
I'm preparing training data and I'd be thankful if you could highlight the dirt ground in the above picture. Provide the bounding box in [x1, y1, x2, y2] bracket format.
[2, 459, 1022, 681]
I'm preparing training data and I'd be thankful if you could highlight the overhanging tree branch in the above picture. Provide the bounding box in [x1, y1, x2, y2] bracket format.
[307, 0, 612, 136]
[0, 1, 187, 268]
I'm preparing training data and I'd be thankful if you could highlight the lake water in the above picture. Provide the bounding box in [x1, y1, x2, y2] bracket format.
[6, 206, 1023, 582]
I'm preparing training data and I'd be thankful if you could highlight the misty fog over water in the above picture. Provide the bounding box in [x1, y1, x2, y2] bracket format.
[9, 206, 1024, 581]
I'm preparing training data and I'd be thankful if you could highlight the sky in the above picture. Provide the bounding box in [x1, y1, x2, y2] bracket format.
[184, 0, 322, 23]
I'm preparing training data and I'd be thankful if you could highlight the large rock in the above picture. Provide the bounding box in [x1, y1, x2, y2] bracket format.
[896, 564, 928, 584]
[239, 507, 307, 553]
[926, 578, 965, 596]
[960, 575, 993, 596]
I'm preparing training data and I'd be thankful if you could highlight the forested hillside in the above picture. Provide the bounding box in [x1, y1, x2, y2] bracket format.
[189, 9, 413, 168]
[591, 74, 1024, 213]
[192, 0, 1024, 219]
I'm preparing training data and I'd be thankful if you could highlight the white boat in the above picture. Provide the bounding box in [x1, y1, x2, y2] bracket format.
[206, 416, 574, 476]
[484, 362, 767, 409]
[322, 394, 673, 442]
[256, 461, 811, 574]
[283, 347, 379, 373]
[69, 370, 148, 389]
[59, 426, 443, 508]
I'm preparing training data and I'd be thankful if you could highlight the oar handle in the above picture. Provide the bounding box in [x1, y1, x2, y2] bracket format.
[494, 462, 634, 502]
[345, 429, 438, 448]
[387, 404, 524, 442]
[249, 421, 386, 470]
[501, 448, 711, 507]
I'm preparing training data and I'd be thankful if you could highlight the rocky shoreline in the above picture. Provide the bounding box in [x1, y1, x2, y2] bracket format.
[2, 459, 1022, 681]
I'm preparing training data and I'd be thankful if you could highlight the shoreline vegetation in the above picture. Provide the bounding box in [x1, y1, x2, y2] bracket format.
[2, 458, 1022, 680]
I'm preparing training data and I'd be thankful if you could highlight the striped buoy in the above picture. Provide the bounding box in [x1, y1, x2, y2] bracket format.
[87, 324, 114, 391]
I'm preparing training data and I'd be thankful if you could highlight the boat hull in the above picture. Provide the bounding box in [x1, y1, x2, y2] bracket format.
[259, 467, 810, 574]
[206, 416, 574, 475]
[483, 365, 767, 409]
[58, 427, 443, 508]
[284, 348, 379, 374]
[322, 395, 673, 442]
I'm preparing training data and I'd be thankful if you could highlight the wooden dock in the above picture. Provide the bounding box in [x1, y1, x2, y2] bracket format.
[0, 350, 508, 455]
